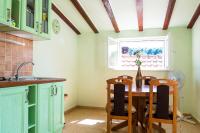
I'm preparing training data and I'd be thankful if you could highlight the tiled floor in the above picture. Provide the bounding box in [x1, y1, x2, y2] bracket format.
[63, 108, 200, 133]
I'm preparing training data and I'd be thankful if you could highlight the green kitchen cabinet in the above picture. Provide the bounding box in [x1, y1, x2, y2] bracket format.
[37, 83, 53, 133]
[0, 0, 21, 30]
[37, 82, 64, 133]
[21, 0, 39, 34]
[0, 86, 28, 133]
[0, 0, 8, 25]
[52, 82, 64, 133]
[38, 0, 52, 38]
[21, 0, 51, 39]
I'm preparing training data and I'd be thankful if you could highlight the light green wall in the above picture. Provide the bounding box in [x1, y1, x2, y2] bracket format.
[33, 11, 78, 111]
[192, 17, 200, 121]
[78, 28, 193, 113]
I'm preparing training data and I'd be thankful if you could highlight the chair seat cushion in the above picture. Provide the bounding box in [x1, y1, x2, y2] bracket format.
[146, 112, 173, 120]
[106, 103, 136, 116]
[111, 103, 136, 113]
[111, 96, 128, 103]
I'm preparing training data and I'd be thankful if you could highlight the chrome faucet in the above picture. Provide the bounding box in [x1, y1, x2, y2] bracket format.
[15, 62, 35, 80]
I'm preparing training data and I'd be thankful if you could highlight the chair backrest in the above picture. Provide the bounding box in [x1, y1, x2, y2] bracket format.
[143, 76, 156, 85]
[149, 79, 178, 119]
[118, 75, 133, 80]
[107, 77, 133, 116]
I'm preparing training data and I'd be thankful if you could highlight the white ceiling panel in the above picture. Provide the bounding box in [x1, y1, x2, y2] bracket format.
[170, 0, 200, 27]
[78, 0, 114, 31]
[143, 0, 168, 29]
[109, 0, 138, 30]
[53, 0, 92, 33]
[53, 0, 200, 33]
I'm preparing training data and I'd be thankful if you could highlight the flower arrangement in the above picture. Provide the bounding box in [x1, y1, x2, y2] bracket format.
[134, 50, 142, 67]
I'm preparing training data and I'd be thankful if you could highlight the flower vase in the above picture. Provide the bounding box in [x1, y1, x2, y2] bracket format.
[136, 66, 142, 89]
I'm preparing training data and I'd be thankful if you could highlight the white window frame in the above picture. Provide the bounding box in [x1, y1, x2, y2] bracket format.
[108, 36, 169, 71]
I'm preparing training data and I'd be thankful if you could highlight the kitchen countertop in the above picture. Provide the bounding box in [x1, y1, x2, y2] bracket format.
[0, 77, 66, 88]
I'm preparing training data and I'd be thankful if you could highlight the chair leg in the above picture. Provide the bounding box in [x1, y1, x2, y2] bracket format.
[148, 120, 152, 133]
[172, 120, 177, 133]
[107, 115, 111, 133]
[128, 119, 132, 133]
[159, 122, 162, 128]
[132, 117, 137, 133]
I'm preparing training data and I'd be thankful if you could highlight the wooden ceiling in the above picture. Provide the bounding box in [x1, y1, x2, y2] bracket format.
[52, 3, 81, 35]
[70, 0, 99, 33]
[102, 0, 120, 33]
[163, 0, 176, 30]
[52, 0, 200, 35]
[187, 4, 200, 29]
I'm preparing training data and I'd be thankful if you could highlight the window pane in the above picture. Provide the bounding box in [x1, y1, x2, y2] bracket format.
[108, 38, 118, 69]
[107, 36, 169, 70]
[119, 38, 168, 70]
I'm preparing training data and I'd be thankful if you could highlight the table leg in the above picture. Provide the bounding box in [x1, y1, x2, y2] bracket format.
[132, 97, 139, 125]
[138, 97, 146, 128]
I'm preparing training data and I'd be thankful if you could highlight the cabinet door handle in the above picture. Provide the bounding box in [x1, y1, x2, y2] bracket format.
[36, 22, 39, 32]
[40, 23, 43, 33]
[6, 8, 11, 22]
[51, 86, 54, 96]
[53, 85, 57, 96]
[55, 85, 58, 95]
[25, 89, 29, 103]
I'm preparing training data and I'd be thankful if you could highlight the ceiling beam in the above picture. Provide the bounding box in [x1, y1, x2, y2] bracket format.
[102, 0, 120, 33]
[163, 0, 176, 30]
[70, 0, 99, 33]
[187, 4, 200, 29]
[51, 3, 81, 35]
[136, 0, 143, 31]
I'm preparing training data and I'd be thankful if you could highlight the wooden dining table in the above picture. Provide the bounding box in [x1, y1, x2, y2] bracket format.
[111, 85, 158, 132]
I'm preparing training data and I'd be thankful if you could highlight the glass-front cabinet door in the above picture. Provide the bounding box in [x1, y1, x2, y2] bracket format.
[21, 0, 39, 34]
[0, 0, 21, 29]
[39, 0, 51, 38]
[0, 0, 7, 24]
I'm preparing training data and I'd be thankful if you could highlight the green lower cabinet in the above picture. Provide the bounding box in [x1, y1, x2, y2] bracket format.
[0, 82, 64, 133]
[52, 83, 64, 133]
[0, 86, 28, 133]
[37, 83, 53, 133]
[37, 82, 64, 133]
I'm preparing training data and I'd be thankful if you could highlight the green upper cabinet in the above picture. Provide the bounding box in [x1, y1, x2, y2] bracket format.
[38, 0, 51, 38]
[0, 86, 28, 133]
[21, 0, 51, 39]
[0, 0, 21, 30]
[21, 0, 39, 34]
[0, 0, 8, 25]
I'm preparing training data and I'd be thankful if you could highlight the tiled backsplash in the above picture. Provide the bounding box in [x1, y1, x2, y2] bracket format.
[0, 32, 33, 77]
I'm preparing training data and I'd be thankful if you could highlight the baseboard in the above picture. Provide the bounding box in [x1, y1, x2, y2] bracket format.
[197, 119, 200, 123]
[76, 105, 105, 110]
[64, 105, 105, 114]
[64, 105, 78, 114]
[183, 113, 200, 124]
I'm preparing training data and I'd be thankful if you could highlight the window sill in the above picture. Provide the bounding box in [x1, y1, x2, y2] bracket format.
[109, 67, 170, 72]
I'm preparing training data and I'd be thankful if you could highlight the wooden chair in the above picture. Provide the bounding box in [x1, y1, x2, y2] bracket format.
[118, 75, 133, 80]
[112, 75, 133, 103]
[143, 76, 156, 85]
[136, 76, 157, 128]
[143, 76, 157, 104]
[147, 79, 178, 133]
[106, 77, 136, 133]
